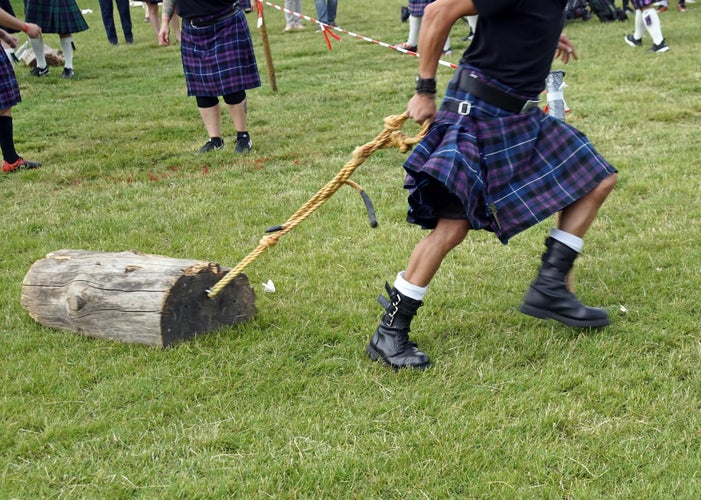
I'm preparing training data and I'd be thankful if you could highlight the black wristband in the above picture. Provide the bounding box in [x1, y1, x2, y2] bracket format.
[415, 77, 437, 95]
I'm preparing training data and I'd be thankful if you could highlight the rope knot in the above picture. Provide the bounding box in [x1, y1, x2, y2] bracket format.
[259, 234, 278, 248]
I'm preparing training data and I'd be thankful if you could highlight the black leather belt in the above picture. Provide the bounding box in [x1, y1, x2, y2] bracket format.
[442, 70, 539, 114]
[185, 5, 238, 28]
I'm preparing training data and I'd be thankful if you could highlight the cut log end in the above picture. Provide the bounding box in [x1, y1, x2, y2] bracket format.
[161, 272, 256, 347]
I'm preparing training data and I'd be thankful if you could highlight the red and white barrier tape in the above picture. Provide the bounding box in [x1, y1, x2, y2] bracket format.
[255, 0, 458, 70]
[254, 1, 566, 110]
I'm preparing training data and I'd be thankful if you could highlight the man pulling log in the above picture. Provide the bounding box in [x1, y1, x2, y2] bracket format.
[366, 0, 618, 370]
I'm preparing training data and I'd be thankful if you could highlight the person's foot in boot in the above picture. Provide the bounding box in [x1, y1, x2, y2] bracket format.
[366, 283, 431, 370]
[520, 237, 610, 328]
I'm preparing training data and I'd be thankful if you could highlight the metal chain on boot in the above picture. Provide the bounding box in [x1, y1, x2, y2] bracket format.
[378, 282, 402, 327]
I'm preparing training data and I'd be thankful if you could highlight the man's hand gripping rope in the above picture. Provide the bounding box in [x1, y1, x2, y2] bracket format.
[206, 112, 432, 299]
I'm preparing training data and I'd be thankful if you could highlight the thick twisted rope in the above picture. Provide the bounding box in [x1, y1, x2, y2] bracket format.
[207, 112, 431, 298]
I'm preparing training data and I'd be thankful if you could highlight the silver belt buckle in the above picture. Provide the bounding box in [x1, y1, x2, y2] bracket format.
[520, 100, 539, 113]
[458, 101, 472, 115]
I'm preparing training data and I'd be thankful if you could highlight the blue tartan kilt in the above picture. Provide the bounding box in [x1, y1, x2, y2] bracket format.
[24, 0, 89, 34]
[181, 9, 261, 97]
[0, 51, 21, 109]
[403, 66, 617, 244]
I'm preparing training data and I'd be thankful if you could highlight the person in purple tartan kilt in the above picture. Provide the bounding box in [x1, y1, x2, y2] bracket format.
[24, 0, 89, 78]
[0, 8, 42, 173]
[366, 0, 618, 371]
[159, 0, 261, 154]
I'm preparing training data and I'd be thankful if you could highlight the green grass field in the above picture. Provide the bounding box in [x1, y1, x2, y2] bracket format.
[1, 1, 700, 497]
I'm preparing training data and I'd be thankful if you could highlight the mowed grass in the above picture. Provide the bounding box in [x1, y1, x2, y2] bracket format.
[1, 1, 700, 497]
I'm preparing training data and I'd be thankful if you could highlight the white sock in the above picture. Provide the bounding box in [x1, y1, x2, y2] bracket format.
[394, 271, 428, 301]
[60, 36, 74, 69]
[634, 10, 644, 39]
[30, 37, 46, 68]
[643, 9, 664, 45]
[550, 228, 583, 253]
[407, 16, 421, 46]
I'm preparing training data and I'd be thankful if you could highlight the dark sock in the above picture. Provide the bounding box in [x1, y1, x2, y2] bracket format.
[0, 116, 19, 163]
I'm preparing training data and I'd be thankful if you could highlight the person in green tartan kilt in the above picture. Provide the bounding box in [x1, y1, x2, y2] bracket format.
[24, 0, 89, 78]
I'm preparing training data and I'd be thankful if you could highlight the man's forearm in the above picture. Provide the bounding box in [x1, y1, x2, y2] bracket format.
[0, 9, 26, 33]
[161, 0, 176, 21]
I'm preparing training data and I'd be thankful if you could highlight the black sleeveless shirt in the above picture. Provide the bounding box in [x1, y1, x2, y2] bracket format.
[462, 0, 568, 96]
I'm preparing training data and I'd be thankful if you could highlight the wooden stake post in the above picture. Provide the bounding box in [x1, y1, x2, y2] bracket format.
[21, 250, 257, 347]
[256, 0, 277, 92]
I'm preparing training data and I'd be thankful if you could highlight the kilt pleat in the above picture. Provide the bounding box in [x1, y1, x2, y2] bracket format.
[404, 67, 617, 244]
[0, 51, 21, 109]
[24, 0, 89, 34]
[181, 9, 260, 97]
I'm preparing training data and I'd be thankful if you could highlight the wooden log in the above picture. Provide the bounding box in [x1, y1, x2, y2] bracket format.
[21, 249, 257, 347]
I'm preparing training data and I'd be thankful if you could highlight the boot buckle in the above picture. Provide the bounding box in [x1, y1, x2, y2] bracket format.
[386, 299, 401, 327]
[378, 282, 402, 327]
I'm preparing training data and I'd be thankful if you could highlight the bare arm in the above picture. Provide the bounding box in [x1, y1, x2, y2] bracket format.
[158, 0, 177, 45]
[0, 28, 18, 48]
[407, 0, 477, 124]
[162, 0, 176, 21]
[0, 8, 42, 38]
[418, 0, 476, 81]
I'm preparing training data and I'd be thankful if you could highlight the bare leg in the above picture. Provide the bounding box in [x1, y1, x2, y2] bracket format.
[520, 173, 618, 328]
[558, 173, 618, 237]
[198, 104, 222, 138]
[146, 3, 160, 35]
[225, 99, 248, 132]
[404, 218, 470, 287]
[366, 218, 468, 370]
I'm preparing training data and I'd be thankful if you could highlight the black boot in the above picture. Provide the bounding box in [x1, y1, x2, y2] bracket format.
[520, 237, 610, 328]
[366, 283, 431, 370]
